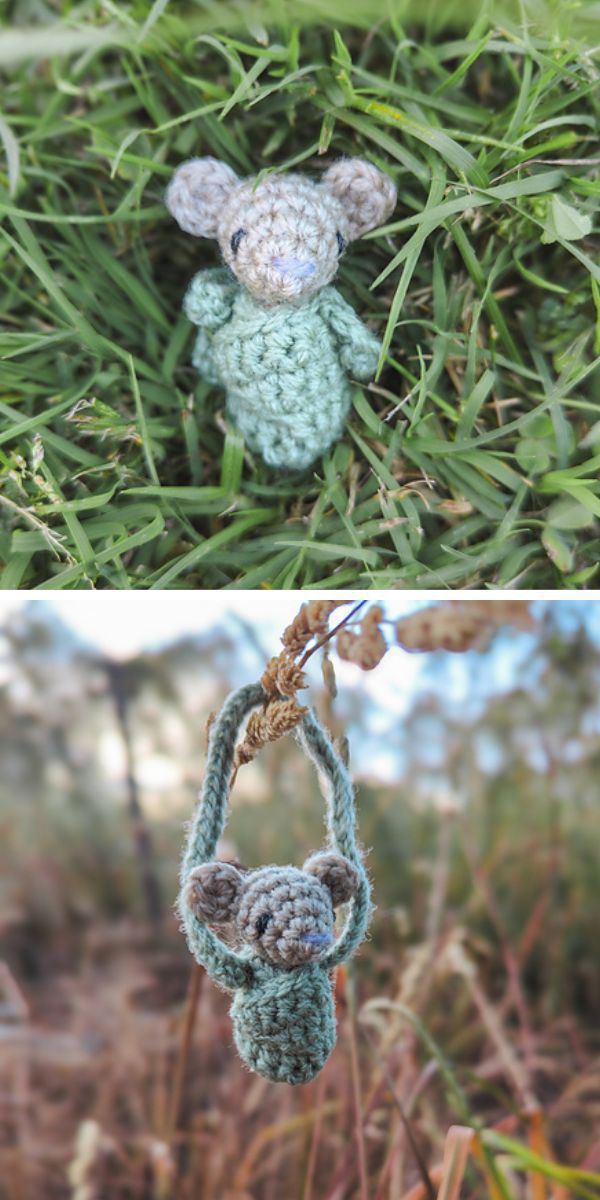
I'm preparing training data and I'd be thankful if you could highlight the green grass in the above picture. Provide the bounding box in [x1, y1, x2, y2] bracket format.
[0, 0, 599, 590]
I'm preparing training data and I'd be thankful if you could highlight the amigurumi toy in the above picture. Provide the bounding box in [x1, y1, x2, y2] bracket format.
[179, 683, 371, 1085]
[166, 157, 396, 471]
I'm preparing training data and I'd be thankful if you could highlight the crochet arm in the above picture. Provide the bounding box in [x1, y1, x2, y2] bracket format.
[184, 268, 238, 386]
[185, 919, 252, 992]
[296, 711, 371, 970]
[319, 287, 382, 382]
[183, 267, 239, 332]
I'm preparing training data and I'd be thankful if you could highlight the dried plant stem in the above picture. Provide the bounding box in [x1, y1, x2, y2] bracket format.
[346, 965, 369, 1200]
[302, 1068, 327, 1200]
[233, 1106, 337, 1196]
[362, 1026, 436, 1200]
[464, 843, 537, 1102]
[435, 1125, 475, 1200]
[464, 970, 535, 1111]
[297, 600, 368, 670]
[230, 600, 369, 780]
[492, 155, 600, 182]
[399, 1166, 445, 1200]
[166, 964, 203, 1143]
[528, 1109, 550, 1200]
[105, 661, 162, 925]
[0, 965, 31, 1200]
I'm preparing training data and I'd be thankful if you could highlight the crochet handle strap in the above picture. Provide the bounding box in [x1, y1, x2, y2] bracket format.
[179, 682, 264, 990]
[181, 682, 370, 976]
[182, 682, 265, 876]
[296, 711, 370, 968]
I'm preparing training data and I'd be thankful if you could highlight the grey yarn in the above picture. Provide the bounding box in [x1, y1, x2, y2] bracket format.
[179, 683, 371, 1084]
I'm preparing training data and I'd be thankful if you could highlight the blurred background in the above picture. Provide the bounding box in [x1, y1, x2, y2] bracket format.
[0, 596, 598, 1199]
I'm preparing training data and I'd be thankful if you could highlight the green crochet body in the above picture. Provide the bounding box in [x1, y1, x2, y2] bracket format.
[231, 957, 336, 1085]
[184, 268, 381, 471]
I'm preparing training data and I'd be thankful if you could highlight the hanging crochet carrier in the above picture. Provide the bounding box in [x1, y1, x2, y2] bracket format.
[178, 682, 371, 1085]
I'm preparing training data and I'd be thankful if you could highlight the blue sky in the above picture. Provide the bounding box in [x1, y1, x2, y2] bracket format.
[0, 594, 598, 780]
[1, 594, 597, 739]
[3, 593, 596, 661]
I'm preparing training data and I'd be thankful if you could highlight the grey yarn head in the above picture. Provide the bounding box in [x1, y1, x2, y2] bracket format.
[166, 156, 396, 308]
[186, 854, 359, 968]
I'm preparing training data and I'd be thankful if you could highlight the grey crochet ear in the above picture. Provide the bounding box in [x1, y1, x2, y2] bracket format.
[304, 853, 360, 907]
[321, 158, 396, 239]
[185, 861, 244, 922]
[166, 156, 240, 237]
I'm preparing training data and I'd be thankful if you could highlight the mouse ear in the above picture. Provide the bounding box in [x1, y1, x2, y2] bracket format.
[185, 861, 244, 922]
[166, 156, 240, 238]
[321, 158, 396, 240]
[304, 853, 360, 907]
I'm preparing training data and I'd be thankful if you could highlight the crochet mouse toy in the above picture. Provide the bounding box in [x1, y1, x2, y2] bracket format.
[166, 157, 396, 471]
[185, 853, 359, 1084]
[179, 683, 371, 1085]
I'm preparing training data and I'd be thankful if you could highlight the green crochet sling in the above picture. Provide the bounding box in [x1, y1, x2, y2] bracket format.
[179, 682, 371, 1085]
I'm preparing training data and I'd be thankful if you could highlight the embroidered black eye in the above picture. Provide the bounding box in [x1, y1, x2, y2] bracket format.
[255, 912, 271, 937]
[231, 228, 246, 256]
[336, 230, 346, 256]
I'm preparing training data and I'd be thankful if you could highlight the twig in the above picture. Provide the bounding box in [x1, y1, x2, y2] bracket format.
[302, 1068, 327, 1200]
[105, 660, 163, 925]
[491, 155, 600, 183]
[298, 600, 368, 669]
[166, 963, 203, 1143]
[361, 1025, 436, 1200]
[347, 964, 369, 1200]
[228, 601, 368, 788]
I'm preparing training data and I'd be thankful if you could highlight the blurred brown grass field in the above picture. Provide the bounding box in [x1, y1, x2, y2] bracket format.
[0, 599, 599, 1198]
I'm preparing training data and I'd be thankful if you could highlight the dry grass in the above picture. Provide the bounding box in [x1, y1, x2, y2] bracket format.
[1, 849, 598, 1200]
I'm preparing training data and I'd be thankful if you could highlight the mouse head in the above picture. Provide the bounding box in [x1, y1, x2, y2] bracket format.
[166, 157, 396, 307]
[185, 853, 360, 967]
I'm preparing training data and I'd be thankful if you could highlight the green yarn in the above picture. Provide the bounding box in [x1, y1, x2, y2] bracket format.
[184, 269, 381, 471]
[231, 959, 336, 1085]
[179, 682, 371, 1085]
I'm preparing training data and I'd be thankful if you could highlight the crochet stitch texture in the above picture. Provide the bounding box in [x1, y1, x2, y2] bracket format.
[179, 683, 371, 1085]
[166, 158, 396, 471]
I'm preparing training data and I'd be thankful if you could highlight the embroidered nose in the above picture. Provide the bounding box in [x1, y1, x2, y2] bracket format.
[271, 256, 316, 279]
[302, 931, 332, 947]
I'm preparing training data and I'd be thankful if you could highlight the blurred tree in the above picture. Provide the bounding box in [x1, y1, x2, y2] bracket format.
[101, 659, 163, 927]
